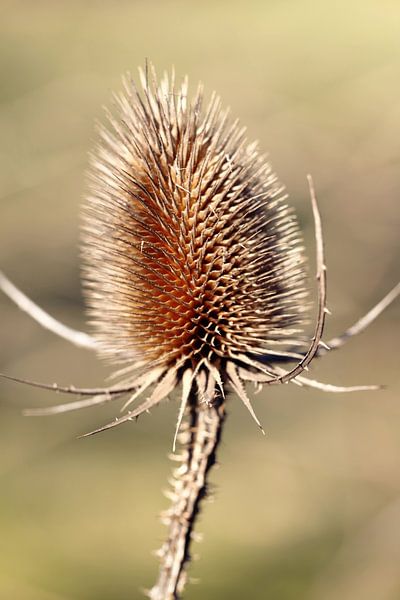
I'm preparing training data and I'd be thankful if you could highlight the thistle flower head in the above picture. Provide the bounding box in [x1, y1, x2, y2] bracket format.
[80, 65, 309, 432]
[2, 63, 398, 600]
[2, 64, 395, 436]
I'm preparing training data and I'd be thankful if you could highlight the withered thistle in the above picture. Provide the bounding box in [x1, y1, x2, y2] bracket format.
[82, 66, 311, 434]
[1, 64, 399, 600]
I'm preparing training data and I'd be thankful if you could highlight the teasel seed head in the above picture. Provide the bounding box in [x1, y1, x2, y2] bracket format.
[81, 64, 309, 434]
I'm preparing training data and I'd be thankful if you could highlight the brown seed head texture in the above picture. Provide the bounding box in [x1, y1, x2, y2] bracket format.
[82, 66, 309, 428]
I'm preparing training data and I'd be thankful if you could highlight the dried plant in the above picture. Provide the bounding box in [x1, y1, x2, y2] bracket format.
[1, 64, 399, 600]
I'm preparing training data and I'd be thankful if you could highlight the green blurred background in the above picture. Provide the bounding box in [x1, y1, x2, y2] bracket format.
[1, 1, 399, 599]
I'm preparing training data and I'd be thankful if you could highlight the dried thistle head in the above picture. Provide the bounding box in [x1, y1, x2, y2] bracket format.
[1, 61, 398, 600]
[81, 65, 309, 432]
[2, 64, 396, 436]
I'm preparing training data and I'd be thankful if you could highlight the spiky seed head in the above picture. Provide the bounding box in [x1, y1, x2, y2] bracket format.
[81, 65, 309, 430]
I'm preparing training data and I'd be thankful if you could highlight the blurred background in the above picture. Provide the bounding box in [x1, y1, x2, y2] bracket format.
[0, 1, 399, 599]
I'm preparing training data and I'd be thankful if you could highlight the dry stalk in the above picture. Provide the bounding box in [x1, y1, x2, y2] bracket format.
[150, 393, 225, 600]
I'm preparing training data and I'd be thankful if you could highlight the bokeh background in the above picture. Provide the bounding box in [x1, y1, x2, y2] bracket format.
[1, 1, 399, 599]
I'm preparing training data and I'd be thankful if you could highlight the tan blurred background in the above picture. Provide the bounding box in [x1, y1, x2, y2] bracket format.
[0, 1, 399, 599]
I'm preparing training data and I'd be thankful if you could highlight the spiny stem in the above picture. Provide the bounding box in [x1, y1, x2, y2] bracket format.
[149, 393, 226, 600]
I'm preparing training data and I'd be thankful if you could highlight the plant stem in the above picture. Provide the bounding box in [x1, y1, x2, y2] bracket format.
[149, 393, 226, 600]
